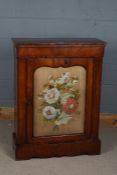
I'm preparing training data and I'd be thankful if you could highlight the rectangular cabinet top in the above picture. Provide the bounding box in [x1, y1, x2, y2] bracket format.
[13, 38, 106, 47]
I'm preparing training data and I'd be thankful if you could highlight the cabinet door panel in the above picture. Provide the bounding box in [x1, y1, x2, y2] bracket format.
[26, 57, 94, 143]
[33, 66, 86, 137]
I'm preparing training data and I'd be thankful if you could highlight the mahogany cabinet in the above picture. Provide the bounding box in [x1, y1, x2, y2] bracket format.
[13, 38, 106, 160]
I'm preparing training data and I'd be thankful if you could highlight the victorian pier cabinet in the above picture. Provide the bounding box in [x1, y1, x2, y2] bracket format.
[13, 38, 106, 160]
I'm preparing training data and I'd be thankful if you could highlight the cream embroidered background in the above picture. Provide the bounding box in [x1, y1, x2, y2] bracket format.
[33, 66, 86, 137]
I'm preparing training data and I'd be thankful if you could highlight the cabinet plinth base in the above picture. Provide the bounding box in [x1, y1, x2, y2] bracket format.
[13, 133, 101, 160]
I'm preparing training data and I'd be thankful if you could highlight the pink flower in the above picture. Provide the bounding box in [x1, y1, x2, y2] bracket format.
[63, 98, 79, 113]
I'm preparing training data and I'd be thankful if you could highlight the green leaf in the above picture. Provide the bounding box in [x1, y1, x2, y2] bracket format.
[55, 112, 72, 125]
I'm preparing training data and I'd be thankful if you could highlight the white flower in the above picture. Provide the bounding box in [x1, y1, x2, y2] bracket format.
[57, 72, 71, 84]
[44, 88, 60, 104]
[43, 106, 57, 119]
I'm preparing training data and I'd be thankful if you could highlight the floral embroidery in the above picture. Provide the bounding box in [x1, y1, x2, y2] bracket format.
[38, 72, 80, 128]
[42, 106, 57, 119]
[63, 98, 79, 113]
[44, 88, 60, 104]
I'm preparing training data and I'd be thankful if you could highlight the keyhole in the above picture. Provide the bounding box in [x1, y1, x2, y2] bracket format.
[64, 58, 69, 65]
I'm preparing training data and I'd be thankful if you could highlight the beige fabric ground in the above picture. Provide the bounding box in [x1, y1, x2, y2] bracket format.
[34, 66, 86, 136]
[0, 120, 117, 175]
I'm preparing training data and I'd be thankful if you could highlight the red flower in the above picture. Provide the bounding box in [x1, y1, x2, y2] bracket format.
[63, 98, 79, 113]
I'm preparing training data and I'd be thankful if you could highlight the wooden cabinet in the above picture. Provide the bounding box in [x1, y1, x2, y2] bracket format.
[13, 38, 106, 160]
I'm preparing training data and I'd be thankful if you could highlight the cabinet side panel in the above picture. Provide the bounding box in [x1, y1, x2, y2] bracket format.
[16, 57, 27, 144]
